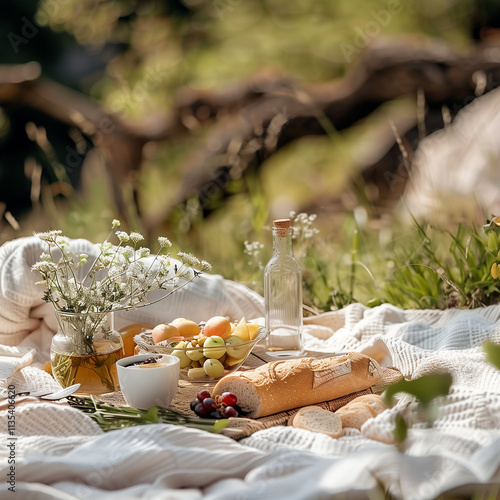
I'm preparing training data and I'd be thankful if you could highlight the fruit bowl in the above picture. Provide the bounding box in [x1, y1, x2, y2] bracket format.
[133, 319, 266, 382]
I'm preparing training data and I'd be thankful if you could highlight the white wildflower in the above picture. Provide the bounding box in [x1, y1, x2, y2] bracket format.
[31, 261, 57, 274]
[244, 240, 264, 258]
[112, 219, 121, 228]
[32, 221, 207, 341]
[291, 212, 319, 240]
[177, 252, 200, 267]
[129, 232, 144, 244]
[116, 231, 129, 244]
[119, 246, 135, 260]
[98, 242, 113, 255]
[200, 260, 212, 272]
[138, 247, 150, 259]
[158, 236, 172, 248]
[34, 230, 62, 242]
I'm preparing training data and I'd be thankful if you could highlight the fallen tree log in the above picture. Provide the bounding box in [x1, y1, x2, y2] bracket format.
[3, 37, 500, 231]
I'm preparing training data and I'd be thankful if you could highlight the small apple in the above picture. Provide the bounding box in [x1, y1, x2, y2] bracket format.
[203, 358, 225, 378]
[186, 342, 204, 361]
[225, 335, 250, 359]
[203, 335, 226, 359]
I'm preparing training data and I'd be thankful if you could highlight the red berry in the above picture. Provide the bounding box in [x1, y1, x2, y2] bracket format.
[221, 392, 237, 406]
[197, 390, 211, 401]
[223, 406, 239, 418]
[202, 397, 217, 410]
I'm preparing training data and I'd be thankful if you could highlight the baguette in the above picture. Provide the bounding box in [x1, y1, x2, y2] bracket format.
[212, 352, 382, 418]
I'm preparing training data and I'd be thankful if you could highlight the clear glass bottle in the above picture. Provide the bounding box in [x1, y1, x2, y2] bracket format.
[264, 218, 303, 355]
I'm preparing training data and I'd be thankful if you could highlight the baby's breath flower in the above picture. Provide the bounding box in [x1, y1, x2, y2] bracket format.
[116, 231, 129, 244]
[290, 212, 319, 240]
[200, 260, 212, 272]
[32, 223, 208, 341]
[31, 261, 57, 274]
[39, 252, 52, 262]
[244, 240, 264, 258]
[177, 252, 200, 267]
[121, 246, 135, 260]
[158, 237, 172, 248]
[129, 232, 144, 244]
[138, 247, 150, 258]
[34, 230, 62, 242]
[97, 242, 113, 254]
[112, 219, 121, 228]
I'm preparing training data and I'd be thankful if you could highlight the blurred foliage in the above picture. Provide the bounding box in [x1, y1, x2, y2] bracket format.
[384, 373, 452, 448]
[3, 0, 500, 315]
[484, 340, 500, 370]
[34, 0, 476, 118]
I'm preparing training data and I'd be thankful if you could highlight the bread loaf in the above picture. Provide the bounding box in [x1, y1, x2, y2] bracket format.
[291, 406, 342, 438]
[212, 352, 382, 418]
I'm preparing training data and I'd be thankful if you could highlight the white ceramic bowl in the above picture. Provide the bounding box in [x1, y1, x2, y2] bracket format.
[116, 354, 180, 410]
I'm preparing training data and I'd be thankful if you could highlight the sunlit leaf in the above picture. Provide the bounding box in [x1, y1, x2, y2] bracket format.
[384, 373, 452, 408]
[393, 412, 408, 445]
[484, 341, 500, 371]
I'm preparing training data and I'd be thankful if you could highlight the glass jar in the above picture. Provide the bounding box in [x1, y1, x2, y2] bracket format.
[50, 310, 124, 394]
[264, 218, 303, 356]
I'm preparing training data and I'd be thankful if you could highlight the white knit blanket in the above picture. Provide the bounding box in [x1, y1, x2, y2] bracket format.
[1, 237, 500, 499]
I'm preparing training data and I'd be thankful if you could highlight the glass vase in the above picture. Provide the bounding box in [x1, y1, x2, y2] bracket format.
[50, 310, 124, 395]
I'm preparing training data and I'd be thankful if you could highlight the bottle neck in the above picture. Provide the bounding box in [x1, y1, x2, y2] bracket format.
[272, 227, 293, 255]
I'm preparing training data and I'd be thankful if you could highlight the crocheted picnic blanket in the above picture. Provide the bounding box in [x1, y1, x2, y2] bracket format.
[1, 236, 500, 499]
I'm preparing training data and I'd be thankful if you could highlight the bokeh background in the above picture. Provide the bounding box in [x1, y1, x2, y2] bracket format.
[2, 0, 500, 310]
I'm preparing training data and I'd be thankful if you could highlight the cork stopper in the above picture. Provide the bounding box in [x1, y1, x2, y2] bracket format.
[273, 218, 290, 237]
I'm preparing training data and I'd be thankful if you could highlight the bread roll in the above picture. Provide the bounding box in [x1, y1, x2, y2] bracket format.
[292, 406, 342, 438]
[212, 352, 382, 418]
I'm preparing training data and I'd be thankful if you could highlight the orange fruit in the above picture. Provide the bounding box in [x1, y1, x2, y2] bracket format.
[170, 317, 189, 326]
[203, 316, 232, 340]
[173, 319, 201, 338]
[151, 323, 180, 344]
[119, 323, 154, 357]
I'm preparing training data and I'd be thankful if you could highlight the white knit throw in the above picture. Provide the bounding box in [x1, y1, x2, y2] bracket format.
[1, 237, 500, 499]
